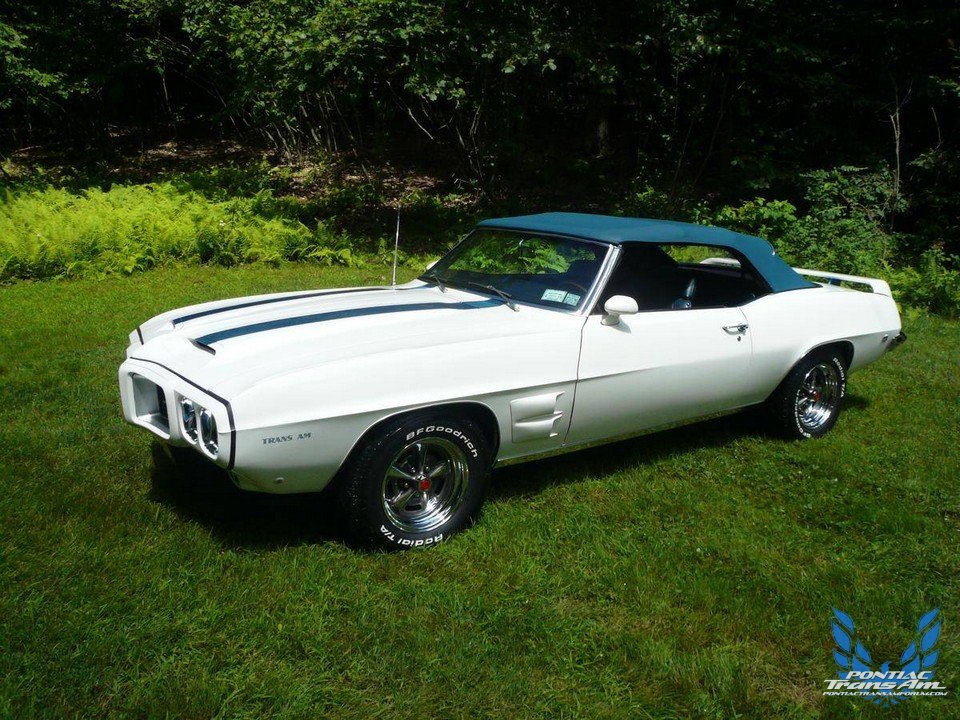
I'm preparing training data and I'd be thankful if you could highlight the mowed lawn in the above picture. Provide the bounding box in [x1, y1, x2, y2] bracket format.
[1, 264, 957, 719]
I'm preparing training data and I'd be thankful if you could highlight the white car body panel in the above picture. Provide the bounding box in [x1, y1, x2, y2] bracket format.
[569, 306, 753, 446]
[122, 283, 587, 492]
[119, 238, 903, 496]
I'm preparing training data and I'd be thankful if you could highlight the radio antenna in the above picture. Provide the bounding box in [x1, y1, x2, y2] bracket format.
[391, 205, 401, 286]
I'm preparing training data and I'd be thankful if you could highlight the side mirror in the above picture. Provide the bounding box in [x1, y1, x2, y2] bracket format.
[425, 259, 438, 271]
[601, 295, 639, 326]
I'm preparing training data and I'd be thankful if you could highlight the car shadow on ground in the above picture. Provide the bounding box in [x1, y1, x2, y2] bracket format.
[490, 392, 871, 500]
[148, 395, 870, 549]
[148, 443, 348, 550]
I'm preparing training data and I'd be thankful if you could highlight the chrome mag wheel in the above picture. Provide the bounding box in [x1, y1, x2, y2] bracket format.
[381, 438, 470, 533]
[796, 362, 840, 432]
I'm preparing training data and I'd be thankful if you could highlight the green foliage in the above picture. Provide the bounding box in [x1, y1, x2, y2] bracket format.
[704, 166, 960, 316]
[0, 20, 66, 110]
[0, 1, 183, 119]
[710, 198, 801, 248]
[0, 0, 957, 289]
[0, 183, 381, 282]
[2, 163, 957, 316]
[710, 167, 897, 275]
[311, 183, 476, 252]
[618, 182, 677, 221]
[5, 1, 956, 200]
[887, 249, 960, 318]
[169, 163, 277, 201]
[908, 144, 960, 255]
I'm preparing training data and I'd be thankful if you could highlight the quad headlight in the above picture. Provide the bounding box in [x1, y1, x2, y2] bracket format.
[180, 398, 198, 442]
[179, 396, 219, 459]
[199, 408, 218, 456]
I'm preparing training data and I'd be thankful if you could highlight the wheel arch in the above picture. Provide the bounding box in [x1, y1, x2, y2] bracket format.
[804, 339, 854, 369]
[337, 401, 502, 476]
[766, 339, 854, 402]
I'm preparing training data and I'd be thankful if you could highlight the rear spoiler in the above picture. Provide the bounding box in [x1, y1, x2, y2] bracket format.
[792, 268, 892, 296]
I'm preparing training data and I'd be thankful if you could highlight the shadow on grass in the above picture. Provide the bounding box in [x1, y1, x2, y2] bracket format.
[148, 396, 870, 548]
[492, 392, 869, 499]
[148, 442, 348, 551]
[490, 411, 758, 500]
[842, 394, 870, 411]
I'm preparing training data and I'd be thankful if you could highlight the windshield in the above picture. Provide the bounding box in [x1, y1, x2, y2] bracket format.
[425, 229, 607, 310]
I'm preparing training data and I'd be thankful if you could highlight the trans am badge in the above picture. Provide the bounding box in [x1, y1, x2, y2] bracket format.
[823, 608, 948, 707]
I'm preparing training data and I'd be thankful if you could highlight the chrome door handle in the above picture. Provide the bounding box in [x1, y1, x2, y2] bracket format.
[723, 324, 748, 334]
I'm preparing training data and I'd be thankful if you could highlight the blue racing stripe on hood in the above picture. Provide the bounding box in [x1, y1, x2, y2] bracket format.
[196, 299, 502, 345]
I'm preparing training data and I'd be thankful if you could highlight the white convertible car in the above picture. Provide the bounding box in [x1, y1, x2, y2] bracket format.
[120, 212, 905, 548]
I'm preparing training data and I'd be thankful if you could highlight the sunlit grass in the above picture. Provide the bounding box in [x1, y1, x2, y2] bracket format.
[0, 265, 957, 718]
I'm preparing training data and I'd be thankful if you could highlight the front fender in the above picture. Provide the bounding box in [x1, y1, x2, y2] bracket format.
[228, 318, 583, 492]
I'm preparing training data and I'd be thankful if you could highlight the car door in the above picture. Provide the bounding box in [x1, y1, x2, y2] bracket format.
[566, 306, 754, 446]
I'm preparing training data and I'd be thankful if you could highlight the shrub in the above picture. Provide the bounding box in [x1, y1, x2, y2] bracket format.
[702, 166, 960, 315]
[708, 197, 801, 253]
[708, 167, 897, 275]
[0, 183, 373, 282]
[886, 249, 960, 318]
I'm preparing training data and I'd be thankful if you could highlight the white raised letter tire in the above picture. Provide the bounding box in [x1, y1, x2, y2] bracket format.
[768, 349, 847, 440]
[337, 413, 492, 550]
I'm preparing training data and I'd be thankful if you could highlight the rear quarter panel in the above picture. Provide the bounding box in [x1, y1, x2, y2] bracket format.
[741, 286, 901, 403]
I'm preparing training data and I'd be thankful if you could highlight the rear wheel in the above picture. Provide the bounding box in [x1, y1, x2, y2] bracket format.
[768, 350, 847, 439]
[338, 413, 492, 549]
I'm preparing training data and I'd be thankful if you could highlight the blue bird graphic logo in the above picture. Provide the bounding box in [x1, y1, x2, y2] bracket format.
[830, 607, 942, 707]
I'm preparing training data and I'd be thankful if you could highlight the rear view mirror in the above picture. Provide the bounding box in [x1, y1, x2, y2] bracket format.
[601, 295, 639, 326]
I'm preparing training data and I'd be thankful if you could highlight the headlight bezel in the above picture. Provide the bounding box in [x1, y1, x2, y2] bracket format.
[178, 395, 220, 460]
[199, 407, 219, 458]
[180, 397, 198, 443]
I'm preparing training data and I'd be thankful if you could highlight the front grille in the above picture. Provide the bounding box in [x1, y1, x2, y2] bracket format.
[131, 374, 170, 434]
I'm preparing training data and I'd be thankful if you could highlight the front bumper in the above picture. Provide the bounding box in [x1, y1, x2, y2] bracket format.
[119, 358, 235, 470]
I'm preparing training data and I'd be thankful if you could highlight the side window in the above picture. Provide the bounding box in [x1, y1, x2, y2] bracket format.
[597, 243, 769, 312]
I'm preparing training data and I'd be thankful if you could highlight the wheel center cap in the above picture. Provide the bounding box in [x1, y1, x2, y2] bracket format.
[418, 477, 432, 491]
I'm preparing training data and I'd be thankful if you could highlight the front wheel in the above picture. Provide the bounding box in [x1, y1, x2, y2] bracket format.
[337, 413, 492, 549]
[768, 350, 847, 439]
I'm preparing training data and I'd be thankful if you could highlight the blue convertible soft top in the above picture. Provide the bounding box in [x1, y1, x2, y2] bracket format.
[477, 212, 815, 292]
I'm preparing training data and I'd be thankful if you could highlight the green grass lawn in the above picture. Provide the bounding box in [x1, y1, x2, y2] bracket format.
[1, 264, 958, 719]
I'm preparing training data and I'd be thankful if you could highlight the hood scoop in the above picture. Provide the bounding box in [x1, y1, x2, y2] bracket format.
[189, 338, 216, 355]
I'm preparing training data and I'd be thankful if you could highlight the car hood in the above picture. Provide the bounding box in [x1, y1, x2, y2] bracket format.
[129, 282, 580, 398]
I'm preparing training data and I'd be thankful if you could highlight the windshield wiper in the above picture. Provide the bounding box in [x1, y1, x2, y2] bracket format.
[421, 271, 446, 292]
[464, 281, 519, 311]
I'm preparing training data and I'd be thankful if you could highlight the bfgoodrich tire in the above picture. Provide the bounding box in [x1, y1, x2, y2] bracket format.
[768, 349, 847, 439]
[337, 413, 492, 550]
